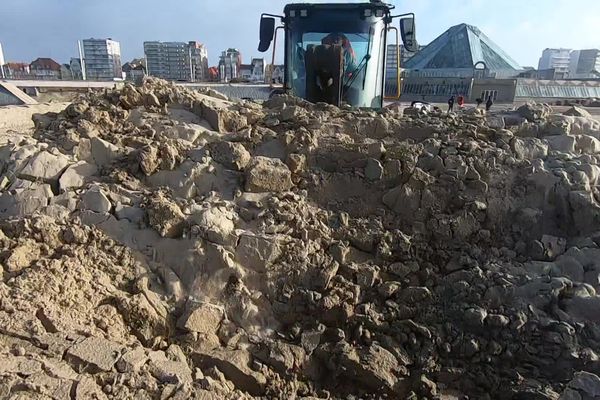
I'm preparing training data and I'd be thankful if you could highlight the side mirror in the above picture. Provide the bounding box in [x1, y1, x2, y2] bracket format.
[258, 17, 276, 52]
[400, 17, 418, 53]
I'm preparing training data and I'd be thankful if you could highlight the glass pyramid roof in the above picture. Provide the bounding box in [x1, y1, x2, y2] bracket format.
[405, 24, 521, 71]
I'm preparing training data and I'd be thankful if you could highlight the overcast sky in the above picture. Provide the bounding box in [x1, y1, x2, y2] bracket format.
[1, 0, 599, 68]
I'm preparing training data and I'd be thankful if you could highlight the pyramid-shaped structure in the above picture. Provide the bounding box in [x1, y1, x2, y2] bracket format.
[405, 24, 521, 75]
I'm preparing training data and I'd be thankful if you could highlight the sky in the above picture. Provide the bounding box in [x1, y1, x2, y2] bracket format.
[1, 0, 599, 68]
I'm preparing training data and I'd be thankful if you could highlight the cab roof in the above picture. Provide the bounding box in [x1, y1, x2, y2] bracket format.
[284, 2, 394, 15]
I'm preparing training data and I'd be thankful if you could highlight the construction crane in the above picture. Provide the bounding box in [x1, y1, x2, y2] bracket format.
[258, 1, 417, 108]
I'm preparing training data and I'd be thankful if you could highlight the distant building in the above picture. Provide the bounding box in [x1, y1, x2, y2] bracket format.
[385, 45, 398, 82]
[30, 57, 61, 80]
[4, 62, 30, 79]
[385, 44, 425, 97]
[219, 48, 242, 82]
[403, 24, 521, 79]
[250, 58, 265, 82]
[570, 49, 600, 79]
[70, 58, 83, 80]
[266, 64, 284, 84]
[189, 42, 209, 81]
[569, 50, 581, 78]
[60, 64, 73, 80]
[517, 68, 566, 80]
[82, 38, 123, 81]
[386, 44, 424, 71]
[538, 48, 571, 76]
[207, 66, 219, 82]
[239, 64, 252, 80]
[122, 59, 146, 83]
[144, 41, 208, 82]
[533, 48, 600, 79]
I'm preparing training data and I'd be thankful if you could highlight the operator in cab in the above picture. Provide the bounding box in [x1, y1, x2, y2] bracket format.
[321, 33, 358, 78]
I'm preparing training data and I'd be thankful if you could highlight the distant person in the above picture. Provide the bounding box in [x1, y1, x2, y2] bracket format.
[486, 96, 494, 111]
[447, 95, 455, 113]
[457, 95, 465, 108]
[476, 98, 483, 108]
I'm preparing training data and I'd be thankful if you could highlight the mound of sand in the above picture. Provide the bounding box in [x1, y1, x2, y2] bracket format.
[1, 78, 600, 399]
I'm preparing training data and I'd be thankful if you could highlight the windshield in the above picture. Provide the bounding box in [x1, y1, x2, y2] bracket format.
[286, 12, 386, 108]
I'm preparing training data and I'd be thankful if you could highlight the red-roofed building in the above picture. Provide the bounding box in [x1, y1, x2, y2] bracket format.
[207, 66, 219, 82]
[30, 57, 61, 80]
[4, 62, 31, 79]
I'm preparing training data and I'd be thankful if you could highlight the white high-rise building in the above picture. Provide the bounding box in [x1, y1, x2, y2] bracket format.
[144, 41, 208, 82]
[569, 50, 581, 77]
[70, 58, 83, 80]
[569, 49, 600, 79]
[82, 38, 123, 81]
[538, 48, 572, 75]
[250, 58, 265, 82]
[218, 48, 242, 82]
[190, 42, 209, 82]
[386, 44, 424, 77]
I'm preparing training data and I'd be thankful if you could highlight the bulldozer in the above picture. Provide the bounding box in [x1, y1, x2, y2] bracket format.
[258, 0, 417, 108]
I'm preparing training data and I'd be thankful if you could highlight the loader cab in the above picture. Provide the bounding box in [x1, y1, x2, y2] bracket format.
[258, 2, 417, 108]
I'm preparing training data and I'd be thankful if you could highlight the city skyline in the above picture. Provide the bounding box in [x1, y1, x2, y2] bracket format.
[1, 0, 600, 68]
